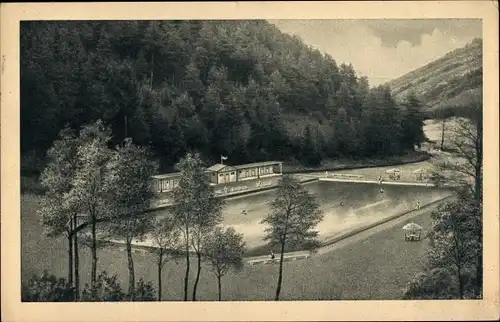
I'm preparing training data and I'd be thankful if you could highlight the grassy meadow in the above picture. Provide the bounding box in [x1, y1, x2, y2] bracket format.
[22, 192, 434, 301]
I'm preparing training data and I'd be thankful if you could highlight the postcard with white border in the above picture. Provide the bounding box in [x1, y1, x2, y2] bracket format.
[1, 1, 499, 321]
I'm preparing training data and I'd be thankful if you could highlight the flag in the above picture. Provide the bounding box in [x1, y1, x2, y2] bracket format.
[221, 155, 228, 161]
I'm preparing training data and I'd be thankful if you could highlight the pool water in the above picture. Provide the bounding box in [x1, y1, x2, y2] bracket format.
[152, 181, 451, 250]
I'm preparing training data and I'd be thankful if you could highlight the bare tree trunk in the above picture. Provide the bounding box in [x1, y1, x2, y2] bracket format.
[452, 224, 465, 299]
[474, 122, 482, 203]
[474, 173, 483, 298]
[475, 120, 483, 298]
[217, 275, 222, 301]
[275, 242, 286, 301]
[440, 119, 446, 150]
[74, 235, 80, 300]
[183, 225, 190, 301]
[73, 215, 80, 301]
[192, 251, 202, 301]
[126, 239, 135, 301]
[457, 266, 464, 299]
[475, 253, 482, 298]
[157, 253, 163, 301]
[150, 53, 155, 90]
[67, 231, 73, 288]
[91, 215, 97, 287]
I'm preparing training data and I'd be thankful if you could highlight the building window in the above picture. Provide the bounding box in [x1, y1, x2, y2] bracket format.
[231, 172, 235, 175]
[219, 173, 223, 177]
[245, 170, 249, 176]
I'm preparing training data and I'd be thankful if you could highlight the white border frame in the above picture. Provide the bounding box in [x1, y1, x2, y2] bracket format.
[1, 2, 499, 321]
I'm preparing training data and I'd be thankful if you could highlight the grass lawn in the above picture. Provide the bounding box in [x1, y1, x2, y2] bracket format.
[22, 192, 435, 301]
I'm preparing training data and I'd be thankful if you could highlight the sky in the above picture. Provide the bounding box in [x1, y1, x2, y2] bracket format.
[270, 19, 482, 86]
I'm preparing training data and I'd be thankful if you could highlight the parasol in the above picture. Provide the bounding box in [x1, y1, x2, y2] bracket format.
[402, 222, 423, 231]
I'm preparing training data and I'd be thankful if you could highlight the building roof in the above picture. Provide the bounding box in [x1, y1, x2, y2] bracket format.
[206, 164, 227, 172]
[206, 161, 283, 172]
[234, 161, 283, 170]
[152, 172, 181, 179]
[206, 164, 237, 172]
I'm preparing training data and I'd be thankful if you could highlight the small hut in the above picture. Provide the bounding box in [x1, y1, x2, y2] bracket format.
[402, 222, 423, 241]
[386, 168, 401, 180]
[412, 168, 428, 181]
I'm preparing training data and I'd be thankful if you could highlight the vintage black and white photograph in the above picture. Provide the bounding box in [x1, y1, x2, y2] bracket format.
[6, 4, 493, 308]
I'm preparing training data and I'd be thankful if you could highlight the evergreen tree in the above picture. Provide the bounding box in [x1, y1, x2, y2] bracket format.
[400, 93, 426, 150]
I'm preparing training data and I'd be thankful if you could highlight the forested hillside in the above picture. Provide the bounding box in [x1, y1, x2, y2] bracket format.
[388, 38, 482, 118]
[21, 21, 425, 173]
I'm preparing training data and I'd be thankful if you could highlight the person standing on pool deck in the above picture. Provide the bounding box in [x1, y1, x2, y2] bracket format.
[416, 200, 421, 210]
[270, 251, 275, 260]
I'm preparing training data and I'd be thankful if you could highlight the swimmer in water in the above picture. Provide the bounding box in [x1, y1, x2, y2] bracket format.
[380, 188, 385, 194]
[340, 201, 344, 207]
[241, 209, 247, 215]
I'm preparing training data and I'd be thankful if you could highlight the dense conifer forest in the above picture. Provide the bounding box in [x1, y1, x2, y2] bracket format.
[21, 20, 425, 173]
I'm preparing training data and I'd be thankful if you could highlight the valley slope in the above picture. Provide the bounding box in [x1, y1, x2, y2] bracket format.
[388, 38, 482, 115]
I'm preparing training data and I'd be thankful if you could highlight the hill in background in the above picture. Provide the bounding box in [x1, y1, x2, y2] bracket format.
[388, 38, 482, 117]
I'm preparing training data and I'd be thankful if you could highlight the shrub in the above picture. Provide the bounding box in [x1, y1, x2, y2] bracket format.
[81, 271, 157, 301]
[21, 270, 74, 302]
[81, 271, 126, 301]
[134, 278, 156, 301]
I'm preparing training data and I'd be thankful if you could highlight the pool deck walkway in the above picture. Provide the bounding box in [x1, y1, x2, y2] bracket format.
[318, 177, 437, 187]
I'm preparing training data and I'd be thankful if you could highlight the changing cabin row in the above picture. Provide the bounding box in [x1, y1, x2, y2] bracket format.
[151, 161, 283, 193]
